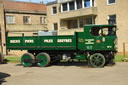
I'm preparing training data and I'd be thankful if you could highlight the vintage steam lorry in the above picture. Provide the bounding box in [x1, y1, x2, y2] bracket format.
[6, 24, 117, 67]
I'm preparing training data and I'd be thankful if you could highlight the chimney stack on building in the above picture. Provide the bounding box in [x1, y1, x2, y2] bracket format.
[40, 0, 43, 3]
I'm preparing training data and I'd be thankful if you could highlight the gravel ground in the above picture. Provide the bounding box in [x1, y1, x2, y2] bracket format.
[0, 62, 128, 85]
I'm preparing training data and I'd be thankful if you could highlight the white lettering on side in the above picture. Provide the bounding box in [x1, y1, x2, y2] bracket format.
[25, 40, 34, 43]
[44, 39, 53, 43]
[57, 39, 72, 43]
[10, 40, 20, 43]
[85, 39, 94, 44]
[107, 46, 112, 48]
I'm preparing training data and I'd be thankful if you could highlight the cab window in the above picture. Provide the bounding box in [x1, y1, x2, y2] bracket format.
[102, 27, 116, 36]
[90, 27, 101, 36]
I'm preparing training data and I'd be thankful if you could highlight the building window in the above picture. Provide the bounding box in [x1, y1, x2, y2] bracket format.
[6, 16, 15, 24]
[69, 1, 75, 10]
[23, 16, 31, 24]
[80, 19, 84, 28]
[40, 17, 43, 24]
[62, 3, 68, 11]
[84, 0, 91, 7]
[52, 6, 57, 14]
[76, 0, 82, 9]
[86, 17, 93, 24]
[53, 23, 58, 30]
[44, 17, 47, 24]
[108, 15, 116, 24]
[40, 17, 47, 24]
[70, 20, 78, 29]
[108, 0, 115, 5]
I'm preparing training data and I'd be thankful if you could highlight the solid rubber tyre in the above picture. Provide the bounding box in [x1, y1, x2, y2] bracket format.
[21, 53, 34, 67]
[36, 52, 51, 67]
[89, 53, 105, 68]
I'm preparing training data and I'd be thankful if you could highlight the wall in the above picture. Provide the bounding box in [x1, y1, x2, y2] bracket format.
[47, 3, 60, 32]
[6, 13, 47, 36]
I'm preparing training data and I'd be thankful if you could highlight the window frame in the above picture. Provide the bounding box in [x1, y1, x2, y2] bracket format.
[84, 0, 91, 8]
[23, 16, 31, 24]
[80, 19, 84, 28]
[44, 17, 47, 24]
[62, 3, 68, 12]
[70, 20, 78, 29]
[69, 1, 75, 11]
[108, 14, 116, 25]
[90, 26, 102, 36]
[40, 17, 43, 24]
[53, 23, 58, 31]
[85, 17, 93, 24]
[6, 15, 15, 24]
[52, 6, 57, 15]
[107, 0, 116, 5]
[40, 17, 47, 24]
[76, 0, 82, 9]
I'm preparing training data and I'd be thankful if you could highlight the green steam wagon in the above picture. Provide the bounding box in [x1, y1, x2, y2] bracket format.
[6, 25, 117, 67]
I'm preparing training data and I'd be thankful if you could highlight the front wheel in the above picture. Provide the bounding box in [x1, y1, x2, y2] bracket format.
[89, 53, 105, 68]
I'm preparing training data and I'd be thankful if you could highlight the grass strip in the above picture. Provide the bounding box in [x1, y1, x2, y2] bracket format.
[4, 54, 128, 63]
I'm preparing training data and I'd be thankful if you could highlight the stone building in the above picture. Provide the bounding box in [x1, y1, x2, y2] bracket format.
[0, 0, 47, 54]
[47, 0, 128, 52]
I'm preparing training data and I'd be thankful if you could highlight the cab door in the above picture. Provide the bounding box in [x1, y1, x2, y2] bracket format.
[101, 26, 116, 50]
[89, 26, 103, 50]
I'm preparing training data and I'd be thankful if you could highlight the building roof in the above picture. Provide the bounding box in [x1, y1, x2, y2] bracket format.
[47, 1, 57, 5]
[3, 0, 46, 14]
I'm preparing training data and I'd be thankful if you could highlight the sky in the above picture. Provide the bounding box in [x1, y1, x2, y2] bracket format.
[15, 0, 56, 4]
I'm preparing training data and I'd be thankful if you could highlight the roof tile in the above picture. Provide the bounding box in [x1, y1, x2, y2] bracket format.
[3, 0, 46, 13]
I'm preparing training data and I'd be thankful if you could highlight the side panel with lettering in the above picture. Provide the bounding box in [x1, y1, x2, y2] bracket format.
[40, 36, 56, 49]
[7, 37, 22, 47]
[56, 36, 76, 49]
[22, 37, 38, 47]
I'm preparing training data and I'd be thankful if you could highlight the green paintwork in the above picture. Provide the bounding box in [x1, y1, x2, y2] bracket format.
[77, 25, 117, 51]
[7, 35, 76, 50]
[6, 24, 117, 52]
[21, 53, 34, 67]
[75, 54, 87, 60]
[36, 53, 50, 67]
[89, 53, 105, 68]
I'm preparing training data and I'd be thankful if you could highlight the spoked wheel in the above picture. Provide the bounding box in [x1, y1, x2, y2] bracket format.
[36, 53, 51, 67]
[0, 52, 4, 64]
[21, 53, 34, 67]
[89, 53, 105, 68]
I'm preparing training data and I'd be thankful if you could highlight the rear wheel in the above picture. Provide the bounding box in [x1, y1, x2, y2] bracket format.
[89, 53, 105, 68]
[0, 52, 4, 64]
[21, 53, 34, 67]
[36, 53, 51, 67]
